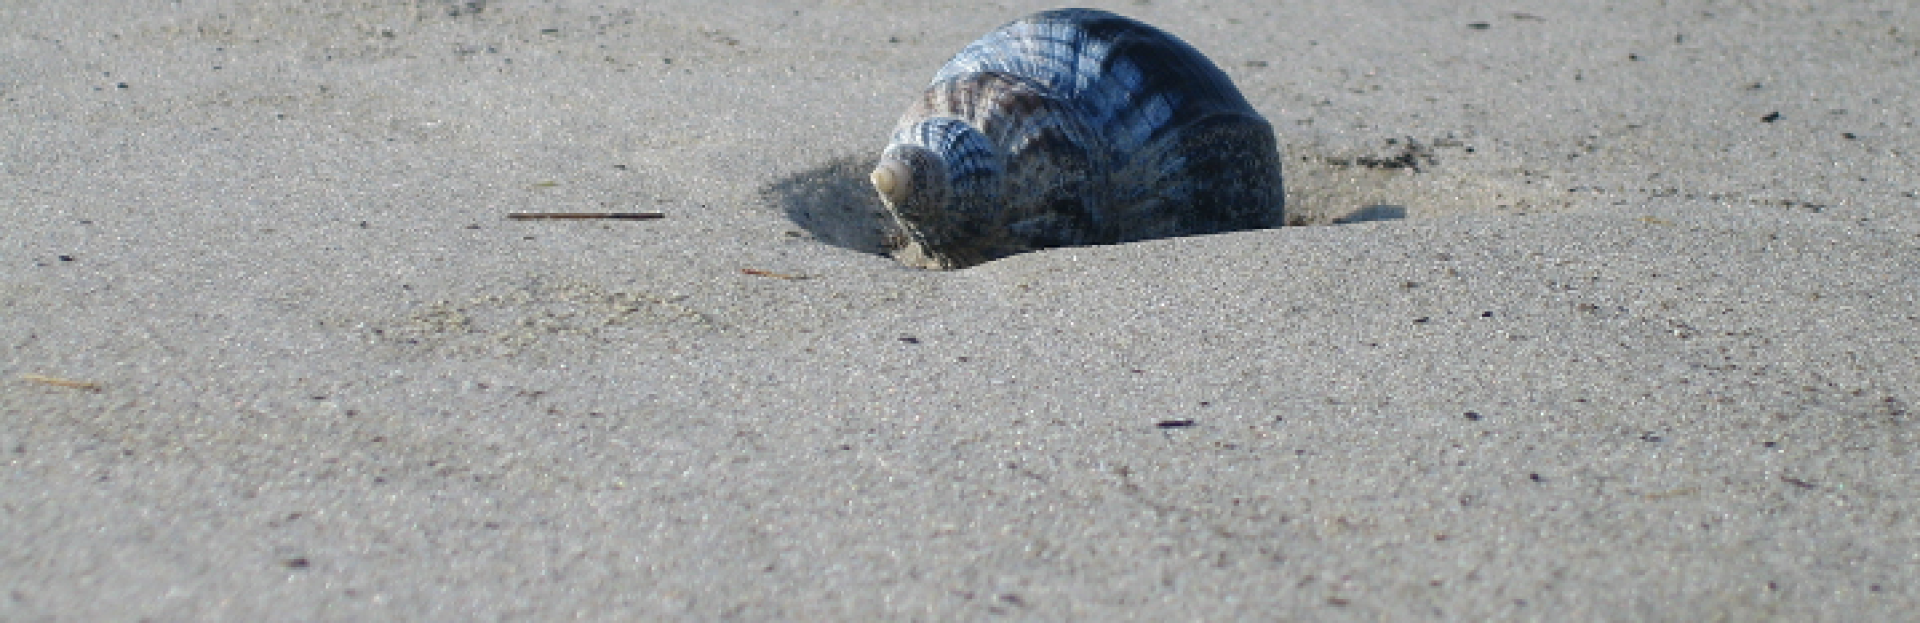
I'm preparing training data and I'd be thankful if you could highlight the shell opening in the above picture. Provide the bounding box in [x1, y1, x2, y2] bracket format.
[870, 160, 910, 204]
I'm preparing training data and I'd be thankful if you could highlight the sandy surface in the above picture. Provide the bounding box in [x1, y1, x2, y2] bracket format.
[4, 0, 1918, 619]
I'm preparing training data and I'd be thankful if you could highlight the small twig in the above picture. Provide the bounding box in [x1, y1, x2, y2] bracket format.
[21, 373, 102, 392]
[506, 212, 665, 220]
[740, 268, 808, 280]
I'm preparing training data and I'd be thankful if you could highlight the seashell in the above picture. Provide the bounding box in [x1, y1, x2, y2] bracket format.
[872, 8, 1284, 269]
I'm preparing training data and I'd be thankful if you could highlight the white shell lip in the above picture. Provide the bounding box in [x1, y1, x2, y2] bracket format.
[889, 239, 948, 270]
[870, 160, 910, 205]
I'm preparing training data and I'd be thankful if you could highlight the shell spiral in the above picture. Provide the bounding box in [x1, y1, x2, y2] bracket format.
[873, 8, 1284, 269]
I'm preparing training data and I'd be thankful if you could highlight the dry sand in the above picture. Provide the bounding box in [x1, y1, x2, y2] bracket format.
[4, 0, 1917, 619]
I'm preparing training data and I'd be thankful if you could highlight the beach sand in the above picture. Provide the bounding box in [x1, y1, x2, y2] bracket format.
[4, 0, 1916, 618]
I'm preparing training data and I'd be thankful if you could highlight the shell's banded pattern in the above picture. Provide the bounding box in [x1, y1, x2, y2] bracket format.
[872, 8, 1284, 269]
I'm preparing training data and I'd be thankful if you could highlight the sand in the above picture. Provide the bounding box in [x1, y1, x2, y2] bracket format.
[4, 0, 1916, 618]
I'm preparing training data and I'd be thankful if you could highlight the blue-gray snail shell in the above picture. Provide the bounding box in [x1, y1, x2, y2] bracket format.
[871, 8, 1285, 269]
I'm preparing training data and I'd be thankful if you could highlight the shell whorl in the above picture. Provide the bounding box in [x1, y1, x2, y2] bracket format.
[874, 8, 1285, 269]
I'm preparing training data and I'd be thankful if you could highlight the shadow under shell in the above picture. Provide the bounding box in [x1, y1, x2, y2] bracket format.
[760, 155, 906, 257]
